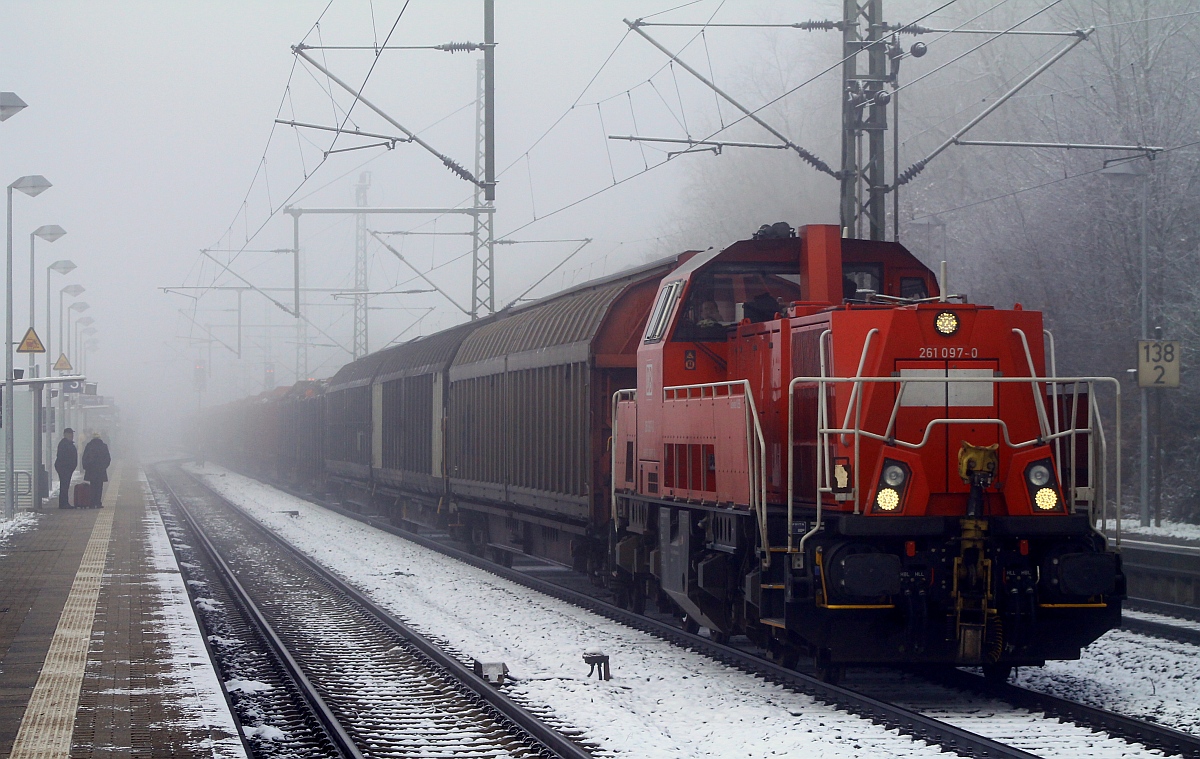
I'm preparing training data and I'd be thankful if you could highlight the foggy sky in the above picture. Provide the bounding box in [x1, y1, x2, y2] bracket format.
[1, 0, 854, 448]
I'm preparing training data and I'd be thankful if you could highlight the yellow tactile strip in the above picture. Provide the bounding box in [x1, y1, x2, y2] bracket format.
[7, 474, 120, 759]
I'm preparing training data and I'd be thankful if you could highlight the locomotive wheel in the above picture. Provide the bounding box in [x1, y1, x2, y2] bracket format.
[813, 649, 842, 683]
[814, 663, 844, 684]
[613, 585, 632, 610]
[982, 664, 1013, 684]
[682, 615, 701, 635]
[488, 547, 512, 568]
[630, 584, 647, 615]
[767, 639, 799, 670]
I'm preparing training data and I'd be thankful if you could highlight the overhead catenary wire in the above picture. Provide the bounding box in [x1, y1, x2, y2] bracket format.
[911, 138, 1200, 223]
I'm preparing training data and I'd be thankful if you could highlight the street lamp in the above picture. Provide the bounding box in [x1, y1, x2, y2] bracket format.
[66, 314, 93, 441]
[66, 301, 88, 361]
[6, 174, 52, 520]
[81, 332, 97, 376]
[47, 262, 76, 373]
[70, 310, 92, 362]
[74, 316, 94, 357]
[1101, 157, 1151, 527]
[43, 262, 76, 491]
[29, 226, 65, 371]
[56, 293, 85, 464]
[0, 93, 27, 122]
[58, 284, 84, 367]
[26, 226, 65, 510]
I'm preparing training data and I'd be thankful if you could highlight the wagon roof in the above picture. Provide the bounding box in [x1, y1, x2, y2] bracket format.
[372, 319, 489, 384]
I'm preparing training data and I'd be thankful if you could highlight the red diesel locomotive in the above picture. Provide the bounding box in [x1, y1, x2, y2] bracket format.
[612, 223, 1123, 679]
[200, 222, 1124, 682]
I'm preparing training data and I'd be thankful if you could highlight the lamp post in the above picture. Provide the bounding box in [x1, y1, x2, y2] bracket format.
[63, 301, 88, 441]
[27, 227, 65, 508]
[29, 226, 65, 370]
[81, 333, 97, 376]
[58, 286, 84, 369]
[65, 300, 88, 364]
[42, 264, 76, 485]
[1101, 157, 1152, 527]
[47, 263, 77, 370]
[72, 315, 93, 366]
[6, 175, 52, 520]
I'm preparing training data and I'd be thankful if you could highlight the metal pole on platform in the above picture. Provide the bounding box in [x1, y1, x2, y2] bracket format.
[6, 175, 52, 520]
[28, 226, 64, 508]
[46, 263, 76, 479]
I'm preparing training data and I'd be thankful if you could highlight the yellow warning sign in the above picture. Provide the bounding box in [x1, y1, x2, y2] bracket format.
[53, 353, 72, 372]
[16, 327, 45, 353]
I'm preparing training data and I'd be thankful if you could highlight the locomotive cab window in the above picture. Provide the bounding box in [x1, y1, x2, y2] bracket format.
[901, 276, 929, 299]
[843, 263, 883, 298]
[644, 280, 683, 344]
[673, 263, 804, 341]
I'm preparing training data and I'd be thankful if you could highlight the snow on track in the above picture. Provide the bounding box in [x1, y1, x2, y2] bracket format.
[186, 465, 947, 759]
[1013, 627, 1200, 737]
[850, 668, 1169, 759]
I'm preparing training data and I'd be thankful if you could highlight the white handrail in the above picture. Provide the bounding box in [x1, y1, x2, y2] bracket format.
[610, 388, 637, 533]
[658, 378, 770, 562]
[784, 371, 1121, 558]
[1012, 328, 1053, 440]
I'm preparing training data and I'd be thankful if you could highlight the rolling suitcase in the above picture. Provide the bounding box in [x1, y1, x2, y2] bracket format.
[73, 482, 91, 509]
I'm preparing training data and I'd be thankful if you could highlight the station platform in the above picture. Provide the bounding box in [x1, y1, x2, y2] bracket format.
[0, 462, 244, 758]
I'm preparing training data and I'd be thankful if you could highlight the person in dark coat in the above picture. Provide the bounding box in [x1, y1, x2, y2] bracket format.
[81, 433, 112, 508]
[54, 428, 77, 509]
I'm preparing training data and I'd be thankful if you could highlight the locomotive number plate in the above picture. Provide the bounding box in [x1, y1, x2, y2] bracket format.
[918, 346, 979, 359]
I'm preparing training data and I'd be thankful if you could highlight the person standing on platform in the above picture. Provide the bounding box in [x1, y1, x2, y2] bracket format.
[55, 428, 78, 509]
[81, 433, 111, 508]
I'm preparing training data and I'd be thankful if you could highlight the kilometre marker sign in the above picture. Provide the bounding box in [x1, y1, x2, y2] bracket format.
[1138, 340, 1181, 388]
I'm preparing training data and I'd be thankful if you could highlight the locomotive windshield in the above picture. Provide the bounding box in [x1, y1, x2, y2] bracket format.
[673, 262, 804, 342]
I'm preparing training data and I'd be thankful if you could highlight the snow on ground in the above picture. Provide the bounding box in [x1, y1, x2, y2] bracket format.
[0, 511, 37, 557]
[186, 464, 946, 759]
[1010, 626, 1200, 735]
[140, 466, 247, 759]
[1112, 518, 1200, 543]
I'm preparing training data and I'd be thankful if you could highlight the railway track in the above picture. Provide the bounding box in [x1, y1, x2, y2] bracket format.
[152, 463, 592, 759]
[197, 466, 1200, 759]
[150, 471, 344, 757]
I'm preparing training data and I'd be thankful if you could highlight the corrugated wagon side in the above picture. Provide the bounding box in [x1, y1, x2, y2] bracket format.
[323, 352, 388, 490]
[367, 321, 490, 526]
[445, 262, 674, 570]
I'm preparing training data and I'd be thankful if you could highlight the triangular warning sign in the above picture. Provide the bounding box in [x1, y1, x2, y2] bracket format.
[16, 327, 45, 354]
[53, 353, 73, 372]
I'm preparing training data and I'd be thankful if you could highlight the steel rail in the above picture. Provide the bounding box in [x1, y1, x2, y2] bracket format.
[224, 465, 1200, 757]
[150, 468, 341, 757]
[1120, 613, 1200, 647]
[253, 478, 1039, 759]
[174, 465, 592, 759]
[155, 467, 365, 759]
[1126, 597, 1200, 623]
[932, 669, 1200, 758]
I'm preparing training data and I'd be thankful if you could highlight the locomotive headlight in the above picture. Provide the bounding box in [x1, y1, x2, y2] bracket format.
[883, 464, 907, 487]
[1027, 464, 1052, 487]
[1024, 458, 1062, 512]
[1034, 487, 1059, 511]
[876, 487, 901, 511]
[934, 310, 959, 336]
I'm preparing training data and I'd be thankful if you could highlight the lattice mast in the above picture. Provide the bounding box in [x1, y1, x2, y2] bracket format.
[470, 2, 497, 320]
[355, 172, 371, 357]
[840, 0, 892, 241]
